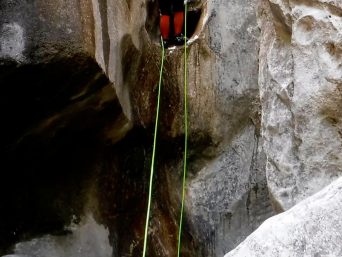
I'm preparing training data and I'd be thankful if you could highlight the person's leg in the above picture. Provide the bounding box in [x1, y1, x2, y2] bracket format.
[160, 15, 170, 40]
[173, 11, 184, 36]
[173, 0, 184, 36]
[159, 0, 172, 42]
[172, 0, 187, 45]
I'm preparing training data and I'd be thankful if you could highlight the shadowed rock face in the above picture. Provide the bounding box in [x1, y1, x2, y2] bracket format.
[0, 1, 126, 253]
[0, 54, 121, 254]
[104, 0, 276, 256]
[0, 0, 277, 257]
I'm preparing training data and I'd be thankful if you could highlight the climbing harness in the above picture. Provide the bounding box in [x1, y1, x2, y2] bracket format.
[142, 2, 188, 256]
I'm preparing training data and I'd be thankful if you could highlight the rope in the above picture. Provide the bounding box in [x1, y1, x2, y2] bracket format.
[177, 3, 188, 257]
[142, 5, 189, 255]
[142, 38, 165, 257]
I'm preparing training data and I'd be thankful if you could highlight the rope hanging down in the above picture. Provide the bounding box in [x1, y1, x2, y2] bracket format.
[177, 2, 188, 257]
[142, 3, 188, 256]
[142, 38, 165, 257]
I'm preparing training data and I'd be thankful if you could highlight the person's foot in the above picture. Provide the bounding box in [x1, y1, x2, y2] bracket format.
[173, 33, 188, 46]
[161, 39, 170, 48]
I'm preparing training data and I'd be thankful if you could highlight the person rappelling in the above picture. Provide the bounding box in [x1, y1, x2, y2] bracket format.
[159, 0, 188, 47]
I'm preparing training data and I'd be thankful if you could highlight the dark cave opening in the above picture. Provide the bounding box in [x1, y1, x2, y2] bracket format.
[0, 57, 122, 255]
[0, 56, 196, 256]
[145, 1, 203, 46]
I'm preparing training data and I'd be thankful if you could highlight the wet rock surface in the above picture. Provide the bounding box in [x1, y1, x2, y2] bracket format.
[1, 0, 342, 257]
[187, 125, 274, 256]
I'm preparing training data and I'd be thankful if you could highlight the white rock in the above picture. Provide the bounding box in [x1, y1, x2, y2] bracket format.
[0, 23, 25, 62]
[225, 177, 342, 257]
[8, 214, 112, 257]
[2, 255, 31, 257]
[258, 0, 342, 210]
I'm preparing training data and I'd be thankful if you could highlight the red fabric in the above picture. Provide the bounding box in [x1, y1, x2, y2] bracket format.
[160, 15, 170, 40]
[173, 11, 184, 36]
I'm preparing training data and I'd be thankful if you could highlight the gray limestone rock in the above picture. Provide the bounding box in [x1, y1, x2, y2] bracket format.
[4, 215, 112, 257]
[5, 0, 337, 256]
[0, 0, 95, 63]
[187, 124, 275, 256]
[225, 177, 342, 257]
[91, 0, 274, 255]
[258, 0, 342, 211]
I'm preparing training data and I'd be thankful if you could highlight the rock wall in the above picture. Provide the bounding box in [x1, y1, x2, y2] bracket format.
[186, 124, 273, 256]
[0, 0, 126, 255]
[1, 0, 341, 256]
[225, 177, 342, 257]
[258, 0, 342, 211]
[224, 0, 342, 256]
[0, 0, 94, 63]
[0, 0, 274, 256]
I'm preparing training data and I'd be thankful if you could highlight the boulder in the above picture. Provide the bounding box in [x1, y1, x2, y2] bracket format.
[225, 177, 342, 257]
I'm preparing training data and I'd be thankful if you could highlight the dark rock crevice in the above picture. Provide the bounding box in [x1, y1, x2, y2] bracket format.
[145, 0, 205, 45]
[0, 54, 123, 255]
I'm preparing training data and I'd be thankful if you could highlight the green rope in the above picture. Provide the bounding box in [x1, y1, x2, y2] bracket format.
[142, 38, 165, 257]
[142, 6, 189, 255]
[177, 3, 188, 257]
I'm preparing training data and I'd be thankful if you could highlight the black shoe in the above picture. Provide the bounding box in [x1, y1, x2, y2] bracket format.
[174, 34, 188, 46]
[161, 39, 170, 49]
